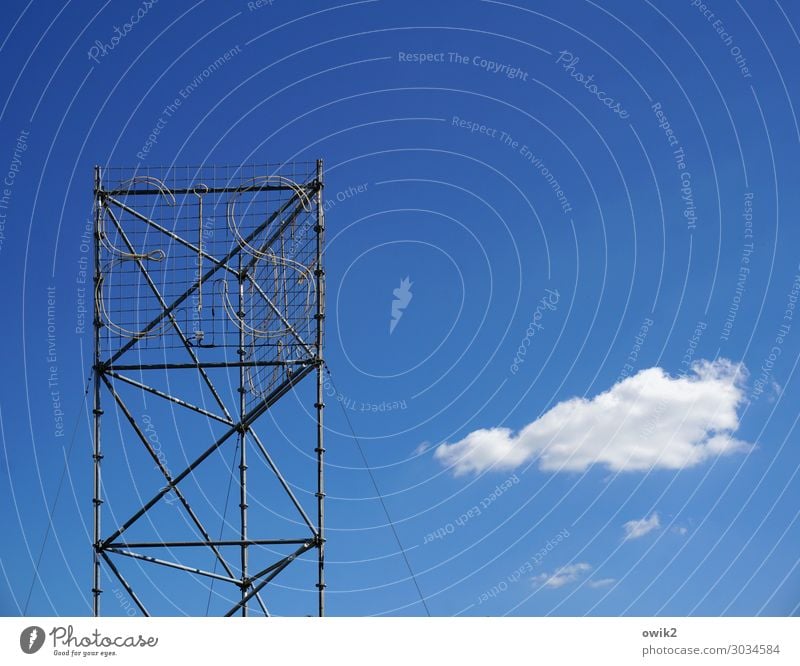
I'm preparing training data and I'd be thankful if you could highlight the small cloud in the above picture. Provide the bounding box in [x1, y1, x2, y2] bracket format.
[623, 512, 661, 541]
[435, 359, 750, 476]
[588, 578, 616, 589]
[413, 441, 431, 455]
[672, 525, 688, 536]
[766, 380, 782, 403]
[533, 562, 592, 589]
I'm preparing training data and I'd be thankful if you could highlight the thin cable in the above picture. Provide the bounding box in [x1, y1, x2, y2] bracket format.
[325, 365, 431, 616]
[23, 374, 92, 615]
[205, 439, 240, 616]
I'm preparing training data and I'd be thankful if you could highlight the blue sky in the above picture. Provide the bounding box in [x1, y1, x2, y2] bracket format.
[1, 0, 799, 617]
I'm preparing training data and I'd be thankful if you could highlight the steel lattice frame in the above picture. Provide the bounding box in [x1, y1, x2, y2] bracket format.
[91, 161, 325, 617]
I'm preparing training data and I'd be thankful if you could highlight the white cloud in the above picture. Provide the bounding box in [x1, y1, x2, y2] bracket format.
[435, 359, 750, 475]
[533, 562, 592, 589]
[588, 578, 616, 589]
[623, 512, 661, 541]
[672, 525, 689, 536]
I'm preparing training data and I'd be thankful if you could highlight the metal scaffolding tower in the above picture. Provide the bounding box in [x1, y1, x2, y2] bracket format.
[91, 161, 325, 616]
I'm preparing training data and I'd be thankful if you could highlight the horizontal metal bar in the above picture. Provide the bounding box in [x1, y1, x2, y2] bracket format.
[106, 539, 314, 548]
[104, 548, 241, 585]
[106, 371, 233, 425]
[105, 359, 314, 371]
[102, 184, 316, 196]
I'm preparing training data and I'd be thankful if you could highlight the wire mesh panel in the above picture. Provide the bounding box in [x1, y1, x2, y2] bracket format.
[92, 161, 325, 617]
[98, 163, 318, 358]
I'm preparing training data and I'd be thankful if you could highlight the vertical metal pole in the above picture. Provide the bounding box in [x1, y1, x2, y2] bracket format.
[197, 192, 203, 315]
[92, 166, 103, 617]
[314, 160, 326, 616]
[238, 256, 248, 616]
